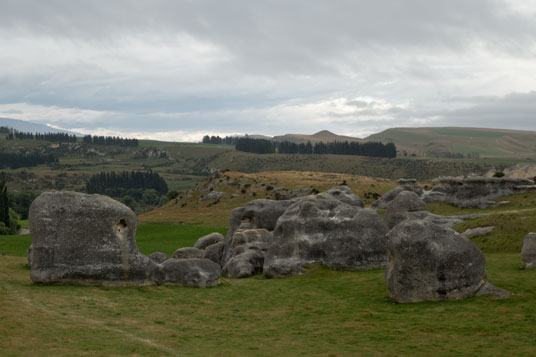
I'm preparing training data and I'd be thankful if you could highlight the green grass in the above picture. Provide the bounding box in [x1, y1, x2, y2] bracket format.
[0, 234, 31, 257]
[136, 223, 227, 256]
[1, 253, 535, 356]
[0, 223, 227, 258]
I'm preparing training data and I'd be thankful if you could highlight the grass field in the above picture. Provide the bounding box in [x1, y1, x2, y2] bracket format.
[2, 182, 536, 355]
[1, 253, 535, 356]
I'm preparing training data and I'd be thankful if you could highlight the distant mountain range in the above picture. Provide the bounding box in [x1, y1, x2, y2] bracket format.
[0, 117, 81, 136]
[268, 127, 536, 159]
[273, 130, 362, 144]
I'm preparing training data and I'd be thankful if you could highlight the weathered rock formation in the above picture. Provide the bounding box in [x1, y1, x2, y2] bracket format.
[204, 242, 225, 265]
[226, 198, 294, 241]
[383, 191, 427, 229]
[29, 191, 220, 287]
[222, 229, 273, 278]
[148, 252, 168, 264]
[521, 232, 536, 269]
[424, 176, 536, 208]
[385, 219, 507, 303]
[461, 226, 494, 239]
[263, 193, 389, 278]
[157, 258, 221, 287]
[194, 232, 224, 250]
[326, 186, 365, 207]
[371, 179, 424, 209]
[172, 247, 205, 259]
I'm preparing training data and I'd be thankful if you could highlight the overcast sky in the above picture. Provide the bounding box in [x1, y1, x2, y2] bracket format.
[1, 0, 535, 141]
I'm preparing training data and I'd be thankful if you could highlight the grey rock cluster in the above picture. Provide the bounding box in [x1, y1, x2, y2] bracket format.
[424, 176, 536, 208]
[264, 194, 388, 278]
[218, 186, 387, 279]
[371, 180, 424, 209]
[29, 192, 220, 287]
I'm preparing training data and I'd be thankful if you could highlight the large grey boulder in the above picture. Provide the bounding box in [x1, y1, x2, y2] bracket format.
[384, 191, 427, 229]
[385, 219, 506, 303]
[264, 194, 389, 278]
[222, 229, 273, 278]
[194, 232, 224, 250]
[326, 186, 364, 207]
[226, 199, 294, 240]
[372, 182, 424, 209]
[521, 233, 536, 269]
[204, 242, 225, 265]
[29, 191, 222, 287]
[29, 191, 158, 285]
[156, 258, 221, 287]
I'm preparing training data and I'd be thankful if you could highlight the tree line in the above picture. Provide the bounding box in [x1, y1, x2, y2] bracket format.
[235, 137, 397, 158]
[0, 152, 58, 169]
[83, 135, 139, 147]
[202, 135, 238, 145]
[6, 129, 77, 142]
[0, 172, 19, 235]
[86, 171, 168, 200]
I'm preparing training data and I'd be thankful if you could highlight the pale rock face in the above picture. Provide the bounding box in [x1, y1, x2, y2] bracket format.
[383, 191, 427, 229]
[385, 219, 507, 303]
[222, 229, 273, 278]
[29, 191, 221, 287]
[263, 193, 389, 278]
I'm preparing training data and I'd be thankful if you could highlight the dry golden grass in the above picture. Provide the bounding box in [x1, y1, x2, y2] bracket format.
[139, 171, 398, 226]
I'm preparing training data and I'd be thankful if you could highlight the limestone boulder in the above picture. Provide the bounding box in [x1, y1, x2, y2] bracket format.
[385, 219, 505, 303]
[156, 258, 221, 287]
[29, 191, 222, 287]
[384, 191, 427, 229]
[148, 252, 168, 264]
[172, 247, 205, 260]
[371, 183, 424, 209]
[222, 242, 268, 278]
[264, 194, 389, 278]
[29, 191, 158, 285]
[222, 229, 273, 277]
[226, 199, 294, 240]
[204, 242, 225, 265]
[326, 186, 364, 207]
[194, 232, 224, 250]
[521, 232, 536, 269]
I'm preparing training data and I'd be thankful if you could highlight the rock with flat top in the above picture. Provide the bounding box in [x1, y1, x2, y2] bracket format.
[29, 191, 158, 285]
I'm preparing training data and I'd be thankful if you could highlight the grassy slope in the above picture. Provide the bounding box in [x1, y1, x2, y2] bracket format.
[139, 171, 398, 226]
[2, 186, 536, 354]
[1, 254, 535, 356]
[367, 127, 536, 159]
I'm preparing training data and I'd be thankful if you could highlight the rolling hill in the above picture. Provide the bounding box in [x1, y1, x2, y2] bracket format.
[367, 127, 536, 159]
[273, 130, 362, 144]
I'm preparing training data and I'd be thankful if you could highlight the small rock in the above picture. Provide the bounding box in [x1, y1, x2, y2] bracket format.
[172, 247, 205, 260]
[521, 232, 536, 269]
[194, 232, 224, 250]
[148, 252, 168, 264]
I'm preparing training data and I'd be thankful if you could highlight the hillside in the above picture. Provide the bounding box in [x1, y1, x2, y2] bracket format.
[273, 130, 362, 144]
[367, 127, 536, 159]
